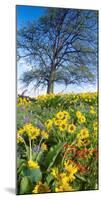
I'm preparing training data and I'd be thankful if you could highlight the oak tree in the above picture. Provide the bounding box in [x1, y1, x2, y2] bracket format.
[17, 8, 98, 93]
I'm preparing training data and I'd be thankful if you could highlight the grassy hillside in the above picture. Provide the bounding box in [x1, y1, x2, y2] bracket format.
[17, 92, 98, 194]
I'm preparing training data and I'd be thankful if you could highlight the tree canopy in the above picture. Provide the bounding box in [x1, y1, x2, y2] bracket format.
[17, 8, 98, 93]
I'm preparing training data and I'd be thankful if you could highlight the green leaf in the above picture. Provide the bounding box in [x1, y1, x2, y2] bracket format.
[75, 174, 87, 182]
[20, 176, 32, 195]
[17, 158, 25, 169]
[23, 168, 42, 183]
[17, 158, 26, 174]
[45, 143, 63, 170]
[36, 151, 43, 163]
[46, 174, 54, 185]
[17, 163, 26, 174]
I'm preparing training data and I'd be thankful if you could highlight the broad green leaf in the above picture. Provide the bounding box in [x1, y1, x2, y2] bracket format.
[23, 168, 42, 183]
[75, 174, 86, 182]
[20, 176, 32, 195]
[45, 143, 63, 170]
[46, 174, 54, 185]
[36, 151, 43, 163]
[17, 159, 26, 175]
[17, 158, 25, 169]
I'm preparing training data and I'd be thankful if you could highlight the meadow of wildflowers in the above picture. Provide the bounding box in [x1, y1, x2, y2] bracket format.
[17, 92, 98, 194]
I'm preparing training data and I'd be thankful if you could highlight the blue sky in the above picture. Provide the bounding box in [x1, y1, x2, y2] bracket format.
[16, 5, 46, 29]
[16, 5, 97, 97]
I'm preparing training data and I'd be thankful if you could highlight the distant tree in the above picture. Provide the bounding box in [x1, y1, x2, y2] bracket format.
[17, 8, 98, 93]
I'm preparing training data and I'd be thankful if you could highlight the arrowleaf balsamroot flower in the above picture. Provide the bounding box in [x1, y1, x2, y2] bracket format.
[77, 137, 90, 147]
[62, 111, 70, 120]
[68, 124, 76, 133]
[79, 115, 86, 123]
[32, 182, 50, 193]
[79, 128, 89, 139]
[54, 118, 62, 126]
[56, 111, 65, 120]
[41, 131, 49, 139]
[51, 167, 59, 178]
[90, 106, 96, 114]
[77, 128, 90, 147]
[45, 119, 53, 130]
[76, 111, 82, 118]
[28, 160, 40, 169]
[41, 143, 48, 151]
[55, 183, 73, 192]
[17, 97, 31, 107]
[59, 120, 68, 132]
[17, 128, 24, 135]
[23, 123, 40, 140]
[55, 172, 73, 192]
[56, 111, 70, 120]
[17, 135, 24, 143]
[64, 160, 78, 182]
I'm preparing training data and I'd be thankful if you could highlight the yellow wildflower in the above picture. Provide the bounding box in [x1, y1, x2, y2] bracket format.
[93, 131, 97, 138]
[79, 115, 86, 123]
[62, 111, 70, 120]
[41, 131, 49, 139]
[59, 120, 67, 132]
[28, 160, 40, 169]
[23, 123, 40, 140]
[55, 182, 73, 192]
[93, 121, 97, 127]
[54, 118, 62, 126]
[90, 106, 96, 114]
[77, 137, 90, 147]
[56, 111, 65, 120]
[45, 119, 53, 130]
[17, 135, 24, 143]
[56, 111, 70, 120]
[68, 124, 76, 133]
[93, 122, 97, 137]
[41, 143, 48, 151]
[59, 172, 69, 184]
[55, 171, 73, 192]
[76, 111, 82, 118]
[80, 128, 89, 139]
[64, 160, 78, 182]
[94, 126, 97, 132]
[64, 160, 78, 173]
[17, 97, 31, 107]
[51, 167, 59, 178]
[32, 182, 50, 193]
[30, 128, 40, 140]
[77, 128, 89, 147]
[18, 128, 24, 135]
[90, 109, 96, 114]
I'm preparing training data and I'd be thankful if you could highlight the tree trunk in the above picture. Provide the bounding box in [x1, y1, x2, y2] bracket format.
[47, 69, 55, 93]
[47, 80, 54, 93]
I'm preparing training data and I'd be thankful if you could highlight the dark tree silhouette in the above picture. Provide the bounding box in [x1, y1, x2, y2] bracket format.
[17, 8, 98, 93]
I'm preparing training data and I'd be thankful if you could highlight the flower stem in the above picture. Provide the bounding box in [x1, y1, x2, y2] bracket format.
[35, 137, 43, 161]
[29, 139, 32, 160]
